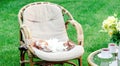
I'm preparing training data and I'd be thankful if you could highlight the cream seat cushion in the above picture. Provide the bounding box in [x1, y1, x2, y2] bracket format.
[32, 45, 84, 61]
[23, 4, 68, 42]
[23, 3, 84, 61]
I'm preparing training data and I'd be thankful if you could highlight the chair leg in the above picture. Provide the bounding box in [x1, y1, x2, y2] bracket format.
[20, 50, 26, 66]
[29, 57, 34, 66]
[78, 57, 82, 66]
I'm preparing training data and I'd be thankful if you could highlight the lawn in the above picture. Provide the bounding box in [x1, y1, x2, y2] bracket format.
[0, 0, 120, 66]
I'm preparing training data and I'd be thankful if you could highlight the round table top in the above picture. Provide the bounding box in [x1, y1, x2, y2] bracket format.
[87, 49, 120, 66]
[87, 49, 101, 66]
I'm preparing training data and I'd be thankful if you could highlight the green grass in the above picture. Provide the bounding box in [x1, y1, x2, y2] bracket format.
[1, 0, 120, 66]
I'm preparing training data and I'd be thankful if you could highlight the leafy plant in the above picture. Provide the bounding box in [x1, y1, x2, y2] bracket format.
[101, 14, 120, 44]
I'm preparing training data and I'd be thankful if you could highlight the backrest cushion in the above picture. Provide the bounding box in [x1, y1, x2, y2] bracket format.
[23, 4, 68, 42]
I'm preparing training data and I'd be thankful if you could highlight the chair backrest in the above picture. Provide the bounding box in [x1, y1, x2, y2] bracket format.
[18, 2, 73, 42]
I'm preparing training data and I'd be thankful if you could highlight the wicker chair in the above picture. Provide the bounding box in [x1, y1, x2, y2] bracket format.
[18, 2, 84, 66]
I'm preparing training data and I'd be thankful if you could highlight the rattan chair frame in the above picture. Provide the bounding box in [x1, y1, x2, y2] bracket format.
[18, 2, 84, 66]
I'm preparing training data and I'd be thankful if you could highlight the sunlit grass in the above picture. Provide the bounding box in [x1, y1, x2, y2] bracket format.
[0, 0, 120, 66]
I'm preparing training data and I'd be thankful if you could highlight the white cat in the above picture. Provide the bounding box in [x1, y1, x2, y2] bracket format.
[46, 38, 67, 52]
[34, 38, 74, 52]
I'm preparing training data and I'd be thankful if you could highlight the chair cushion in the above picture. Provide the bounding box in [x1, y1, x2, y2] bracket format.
[23, 4, 68, 42]
[32, 45, 84, 61]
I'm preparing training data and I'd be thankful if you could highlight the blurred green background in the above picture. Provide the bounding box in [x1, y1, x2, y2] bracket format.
[0, 0, 120, 66]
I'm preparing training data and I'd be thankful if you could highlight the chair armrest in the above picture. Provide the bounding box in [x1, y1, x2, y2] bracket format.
[20, 25, 32, 39]
[20, 26, 35, 54]
[19, 44, 28, 51]
[66, 19, 84, 46]
[18, 41, 35, 57]
[19, 25, 34, 53]
[19, 41, 28, 51]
